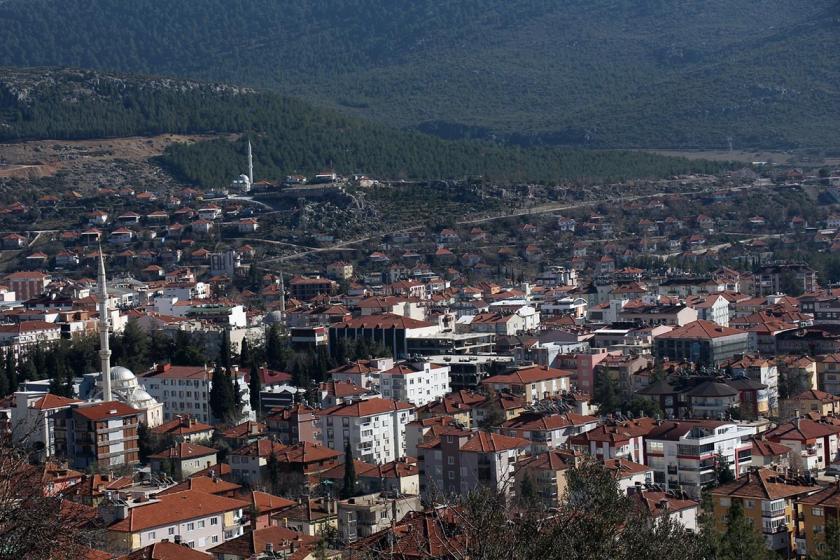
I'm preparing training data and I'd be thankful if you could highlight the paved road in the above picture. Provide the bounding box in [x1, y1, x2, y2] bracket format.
[258, 182, 763, 267]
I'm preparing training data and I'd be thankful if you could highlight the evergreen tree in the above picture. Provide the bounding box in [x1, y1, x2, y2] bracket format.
[209, 365, 235, 423]
[266, 450, 280, 494]
[0, 352, 7, 396]
[518, 470, 537, 505]
[239, 338, 252, 369]
[6, 348, 17, 392]
[265, 324, 286, 370]
[121, 319, 149, 373]
[341, 440, 357, 499]
[593, 370, 621, 415]
[18, 358, 37, 384]
[714, 499, 769, 560]
[172, 330, 204, 366]
[219, 329, 232, 370]
[479, 385, 505, 430]
[811, 515, 840, 560]
[715, 453, 736, 486]
[249, 363, 261, 416]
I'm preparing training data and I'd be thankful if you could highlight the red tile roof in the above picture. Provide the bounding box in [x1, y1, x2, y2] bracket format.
[654, 320, 746, 340]
[319, 397, 413, 418]
[109, 490, 248, 532]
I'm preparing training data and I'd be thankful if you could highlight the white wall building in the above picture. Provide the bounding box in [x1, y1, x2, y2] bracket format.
[645, 420, 755, 498]
[380, 361, 451, 407]
[319, 398, 415, 464]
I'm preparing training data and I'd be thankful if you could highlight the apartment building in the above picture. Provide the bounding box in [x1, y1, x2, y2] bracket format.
[10, 392, 79, 458]
[569, 417, 655, 464]
[138, 363, 254, 424]
[54, 401, 141, 470]
[338, 493, 423, 543]
[500, 411, 598, 453]
[711, 469, 817, 553]
[418, 428, 528, 500]
[645, 420, 755, 498]
[379, 361, 451, 406]
[319, 397, 415, 463]
[654, 320, 750, 367]
[795, 482, 840, 557]
[764, 417, 840, 474]
[480, 364, 572, 404]
[148, 442, 218, 481]
[513, 449, 581, 507]
[5, 270, 50, 301]
[106, 490, 247, 553]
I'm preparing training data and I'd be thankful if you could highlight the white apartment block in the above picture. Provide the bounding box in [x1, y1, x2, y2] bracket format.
[380, 361, 451, 407]
[138, 364, 254, 424]
[319, 398, 415, 464]
[645, 420, 755, 498]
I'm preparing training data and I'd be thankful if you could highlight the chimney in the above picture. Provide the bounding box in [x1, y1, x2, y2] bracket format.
[265, 543, 274, 554]
[795, 410, 801, 430]
[658, 498, 669, 511]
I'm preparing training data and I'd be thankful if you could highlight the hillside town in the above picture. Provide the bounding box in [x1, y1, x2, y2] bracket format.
[5, 163, 840, 560]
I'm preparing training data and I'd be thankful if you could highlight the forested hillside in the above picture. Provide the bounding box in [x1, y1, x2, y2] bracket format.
[0, 69, 730, 185]
[0, 0, 838, 148]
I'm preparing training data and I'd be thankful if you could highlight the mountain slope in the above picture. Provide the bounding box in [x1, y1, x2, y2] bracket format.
[0, 1, 837, 148]
[0, 68, 729, 185]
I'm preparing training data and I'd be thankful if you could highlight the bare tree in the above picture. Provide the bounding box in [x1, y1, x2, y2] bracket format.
[0, 434, 104, 560]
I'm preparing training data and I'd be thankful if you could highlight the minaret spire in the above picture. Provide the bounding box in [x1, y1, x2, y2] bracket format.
[97, 246, 112, 401]
[247, 139, 254, 185]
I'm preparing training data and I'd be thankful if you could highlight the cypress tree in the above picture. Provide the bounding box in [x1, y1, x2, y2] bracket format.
[341, 440, 357, 499]
[6, 348, 17, 392]
[249, 363, 261, 416]
[0, 351, 8, 396]
[209, 365, 235, 423]
[219, 329, 232, 370]
[240, 338, 251, 369]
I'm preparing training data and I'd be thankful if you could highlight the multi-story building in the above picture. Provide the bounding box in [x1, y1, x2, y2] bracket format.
[105, 489, 247, 553]
[569, 417, 655, 464]
[764, 417, 840, 474]
[654, 320, 750, 367]
[756, 263, 817, 297]
[54, 401, 141, 470]
[0, 320, 62, 363]
[480, 364, 572, 404]
[500, 411, 598, 453]
[138, 363, 254, 424]
[5, 271, 50, 301]
[711, 469, 817, 554]
[418, 428, 528, 500]
[631, 489, 700, 532]
[729, 356, 780, 414]
[148, 442, 218, 481]
[338, 493, 423, 543]
[328, 313, 440, 359]
[319, 398, 415, 464]
[10, 392, 79, 457]
[602, 458, 654, 494]
[379, 361, 451, 406]
[513, 449, 581, 507]
[266, 403, 320, 444]
[288, 276, 338, 300]
[645, 419, 755, 498]
[795, 483, 840, 557]
[779, 390, 840, 422]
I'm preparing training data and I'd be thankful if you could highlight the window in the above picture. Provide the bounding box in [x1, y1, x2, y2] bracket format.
[168, 527, 175, 535]
[210, 517, 218, 526]
[448, 471, 454, 480]
[447, 456, 454, 465]
[380, 510, 389, 519]
[744, 500, 754, 509]
[813, 507, 824, 517]
[147, 531, 156, 540]
[197, 520, 205, 528]
[719, 497, 731, 507]
[211, 535, 219, 543]
[187, 522, 195, 531]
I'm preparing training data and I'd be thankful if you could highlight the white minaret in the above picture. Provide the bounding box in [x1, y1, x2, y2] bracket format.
[97, 248, 112, 402]
[247, 140, 254, 185]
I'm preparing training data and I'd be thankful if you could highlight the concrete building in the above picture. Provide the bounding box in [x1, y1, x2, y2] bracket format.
[105, 490, 247, 553]
[379, 361, 451, 407]
[338, 493, 423, 543]
[319, 398, 415, 464]
[654, 320, 750, 367]
[480, 365, 572, 404]
[645, 420, 755, 498]
[54, 401, 142, 470]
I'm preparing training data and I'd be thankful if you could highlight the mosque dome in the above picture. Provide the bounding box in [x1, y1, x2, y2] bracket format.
[110, 366, 136, 382]
[264, 310, 284, 324]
